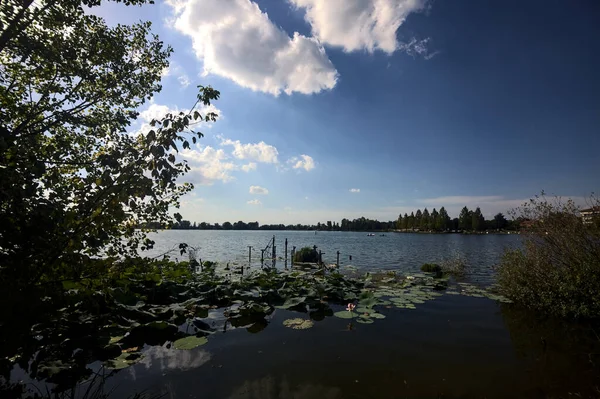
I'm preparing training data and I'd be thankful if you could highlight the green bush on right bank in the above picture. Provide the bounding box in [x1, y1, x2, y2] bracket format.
[497, 194, 600, 318]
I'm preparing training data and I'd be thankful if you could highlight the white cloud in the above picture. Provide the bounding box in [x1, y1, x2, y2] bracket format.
[161, 66, 171, 77]
[288, 154, 315, 171]
[221, 138, 279, 164]
[165, 0, 338, 96]
[247, 199, 262, 205]
[178, 74, 191, 88]
[137, 103, 221, 134]
[241, 162, 257, 172]
[249, 185, 269, 195]
[290, 0, 428, 54]
[349, 188, 360, 193]
[180, 146, 238, 185]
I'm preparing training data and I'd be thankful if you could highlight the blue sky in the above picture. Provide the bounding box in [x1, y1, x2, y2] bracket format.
[99, 0, 600, 224]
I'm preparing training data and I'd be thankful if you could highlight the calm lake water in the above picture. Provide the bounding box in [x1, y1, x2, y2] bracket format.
[81, 231, 600, 399]
[144, 230, 521, 284]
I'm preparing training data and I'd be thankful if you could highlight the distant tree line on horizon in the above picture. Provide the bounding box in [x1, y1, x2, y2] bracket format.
[144, 206, 519, 232]
[396, 206, 517, 232]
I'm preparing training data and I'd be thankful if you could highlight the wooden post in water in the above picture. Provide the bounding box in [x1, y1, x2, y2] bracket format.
[319, 250, 322, 265]
[261, 249, 265, 266]
[284, 238, 288, 268]
[248, 246, 252, 264]
[291, 246, 296, 266]
[272, 235, 276, 267]
[336, 251, 340, 268]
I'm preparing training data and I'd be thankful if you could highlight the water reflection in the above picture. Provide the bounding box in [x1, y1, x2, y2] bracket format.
[228, 375, 341, 399]
[500, 304, 600, 398]
[130, 345, 211, 378]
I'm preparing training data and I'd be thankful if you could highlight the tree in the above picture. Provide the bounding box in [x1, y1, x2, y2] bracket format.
[421, 208, 430, 230]
[327, 221, 332, 231]
[430, 208, 439, 231]
[472, 207, 485, 231]
[0, 0, 222, 285]
[222, 221, 233, 230]
[494, 213, 508, 230]
[415, 209, 422, 230]
[408, 212, 415, 230]
[459, 207, 471, 230]
[438, 207, 450, 231]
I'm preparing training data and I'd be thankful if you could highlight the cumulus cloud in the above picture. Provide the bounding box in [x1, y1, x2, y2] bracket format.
[288, 154, 315, 171]
[178, 74, 191, 88]
[249, 185, 269, 195]
[241, 162, 257, 172]
[180, 146, 238, 185]
[247, 199, 262, 205]
[349, 188, 360, 193]
[165, 0, 338, 96]
[221, 138, 279, 164]
[290, 0, 428, 54]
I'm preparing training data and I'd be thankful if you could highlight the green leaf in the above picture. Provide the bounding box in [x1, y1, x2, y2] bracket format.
[356, 318, 374, 324]
[276, 296, 306, 309]
[333, 311, 354, 319]
[173, 335, 208, 350]
[282, 318, 314, 330]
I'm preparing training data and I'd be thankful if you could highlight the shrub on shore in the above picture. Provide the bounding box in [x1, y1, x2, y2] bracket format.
[294, 247, 319, 263]
[497, 194, 600, 318]
[420, 263, 442, 273]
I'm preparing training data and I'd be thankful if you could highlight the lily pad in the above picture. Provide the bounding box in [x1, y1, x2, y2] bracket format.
[369, 312, 386, 319]
[333, 311, 354, 319]
[282, 318, 314, 330]
[106, 352, 143, 370]
[356, 318, 374, 324]
[276, 296, 306, 309]
[173, 335, 208, 350]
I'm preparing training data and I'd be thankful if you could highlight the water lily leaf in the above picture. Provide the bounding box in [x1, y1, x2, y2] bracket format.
[282, 318, 314, 330]
[358, 297, 377, 308]
[369, 312, 386, 319]
[355, 307, 371, 314]
[173, 335, 208, 350]
[356, 318, 374, 324]
[276, 296, 306, 309]
[333, 311, 354, 319]
[106, 352, 143, 370]
[109, 336, 123, 344]
[446, 291, 460, 295]
[405, 304, 416, 309]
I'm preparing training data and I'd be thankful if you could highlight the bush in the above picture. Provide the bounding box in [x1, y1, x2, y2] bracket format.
[440, 253, 467, 277]
[420, 263, 441, 273]
[497, 194, 600, 318]
[294, 247, 319, 263]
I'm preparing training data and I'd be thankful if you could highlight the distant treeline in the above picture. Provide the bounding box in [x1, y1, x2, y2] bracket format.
[396, 206, 518, 232]
[143, 206, 520, 232]
[143, 217, 396, 231]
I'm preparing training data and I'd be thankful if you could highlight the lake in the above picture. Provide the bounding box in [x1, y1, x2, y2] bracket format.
[10, 232, 600, 399]
[144, 230, 521, 284]
[80, 231, 597, 399]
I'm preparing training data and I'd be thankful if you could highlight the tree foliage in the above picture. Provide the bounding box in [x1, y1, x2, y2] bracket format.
[0, 0, 220, 286]
[497, 194, 600, 318]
